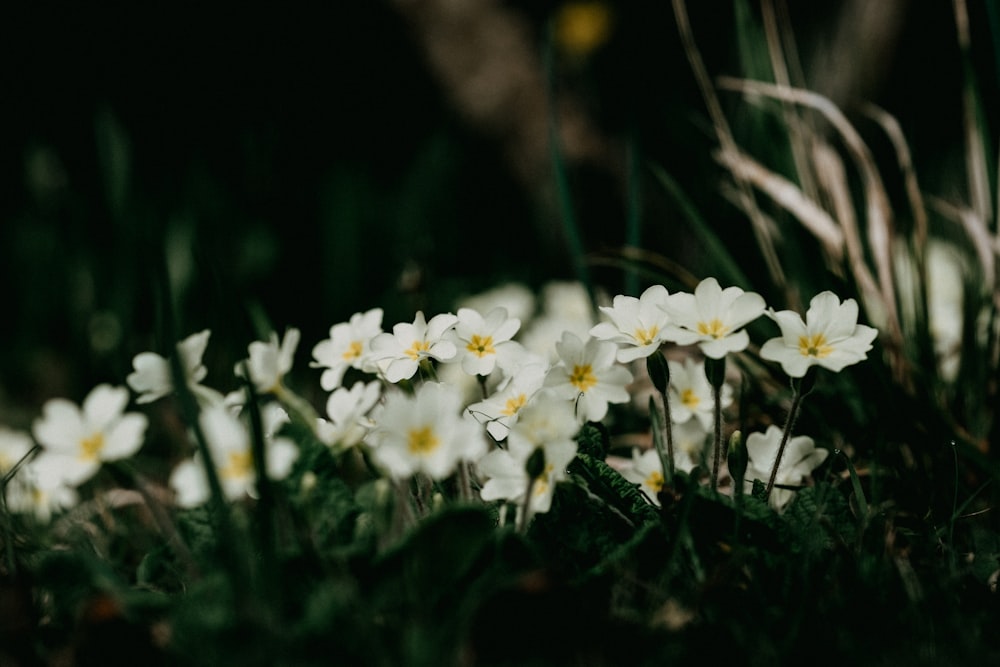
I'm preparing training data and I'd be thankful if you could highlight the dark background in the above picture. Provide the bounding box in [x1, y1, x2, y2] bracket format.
[0, 1, 996, 422]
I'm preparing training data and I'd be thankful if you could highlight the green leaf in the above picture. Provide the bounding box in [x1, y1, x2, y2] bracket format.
[576, 422, 610, 459]
[570, 453, 660, 525]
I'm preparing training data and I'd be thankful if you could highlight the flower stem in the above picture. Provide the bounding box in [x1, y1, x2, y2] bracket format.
[765, 371, 815, 502]
[659, 392, 676, 482]
[457, 460, 474, 502]
[646, 351, 675, 482]
[519, 477, 537, 534]
[705, 356, 726, 492]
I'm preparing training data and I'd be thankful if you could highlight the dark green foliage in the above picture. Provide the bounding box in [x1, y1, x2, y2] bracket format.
[575, 422, 610, 460]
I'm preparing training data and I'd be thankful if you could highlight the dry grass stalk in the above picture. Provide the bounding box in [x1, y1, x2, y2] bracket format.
[810, 140, 909, 384]
[671, 0, 786, 293]
[713, 147, 844, 263]
[760, 0, 819, 205]
[861, 103, 930, 253]
[927, 196, 996, 292]
[715, 76, 902, 340]
[952, 0, 995, 229]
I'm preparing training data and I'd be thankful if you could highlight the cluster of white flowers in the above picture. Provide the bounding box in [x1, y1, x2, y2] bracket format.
[0, 277, 878, 524]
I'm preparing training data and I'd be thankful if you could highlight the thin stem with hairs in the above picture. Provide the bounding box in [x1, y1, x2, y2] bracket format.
[765, 370, 816, 501]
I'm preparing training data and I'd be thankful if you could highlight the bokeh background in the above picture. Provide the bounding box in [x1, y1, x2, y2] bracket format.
[2, 0, 997, 425]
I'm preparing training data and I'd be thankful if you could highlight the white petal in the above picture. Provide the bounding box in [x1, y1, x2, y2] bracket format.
[82, 385, 128, 432]
[170, 459, 210, 508]
[101, 413, 148, 460]
[33, 400, 85, 453]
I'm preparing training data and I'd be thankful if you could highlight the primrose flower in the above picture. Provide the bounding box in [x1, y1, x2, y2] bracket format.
[667, 358, 732, 430]
[4, 461, 78, 523]
[370, 311, 459, 383]
[127, 329, 221, 405]
[520, 281, 596, 362]
[236, 328, 300, 395]
[589, 284, 674, 362]
[169, 404, 299, 507]
[0, 426, 34, 476]
[448, 306, 521, 377]
[457, 281, 536, 326]
[672, 417, 709, 463]
[759, 292, 878, 378]
[744, 425, 828, 510]
[31, 384, 148, 488]
[506, 390, 580, 454]
[543, 332, 633, 423]
[660, 277, 766, 359]
[316, 380, 382, 451]
[477, 438, 577, 517]
[467, 360, 548, 441]
[367, 382, 487, 480]
[478, 392, 579, 516]
[924, 243, 965, 381]
[311, 308, 384, 391]
[620, 446, 696, 507]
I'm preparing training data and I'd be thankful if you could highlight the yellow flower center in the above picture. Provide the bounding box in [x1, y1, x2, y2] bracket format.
[405, 340, 431, 361]
[466, 334, 495, 358]
[407, 426, 440, 455]
[501, 393, 527, 417]
[342, 340, 363, 362]
[645, 470, 664, 494]
[80, 433, 105, 461]
[798, 333, 833, 358]
[633, 325, 659, 346]
[697, 319, 728, 339]
[221, 450, 253, 481]
[569, 364, 597, 392]
[680, 388, 700, 410]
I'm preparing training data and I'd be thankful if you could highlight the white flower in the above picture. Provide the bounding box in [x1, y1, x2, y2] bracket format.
[925, 242, 965, 381]
[370, 311, 459, 383]
[672, 417, 709, 463]
[540, 281, 595, 321]
[448, 307, 522, 377]
[457, 282, 537, 326]
[31, 384, 148, 488]
[759, 292, 878, 378]
[506, 390, 580, 455]
[477, 392, 579, 516]
[236, 328, 300, 394]
[619, 446, 696, 507]
[894, 239, 966, 382]
[0, 431, 75, 523]
[316, 381, 382, 451]
[519, 281, 597, 362]
[127, 329, 221, 405]
[744, 425, 828, 510]
[169, 404, 299, 507]
[543, 332, 633, 423]
[4, 461, 78, 523]
[667, 358, 732, 430]
[589, 285, 674, 362]
[477, 439, 577, 516]
[0, 426, 34, 475]
[310, 308, 384, 391]
[467, 360, 548, 441]
[367, 382, 487, 480]
[660, 277, 766, 359]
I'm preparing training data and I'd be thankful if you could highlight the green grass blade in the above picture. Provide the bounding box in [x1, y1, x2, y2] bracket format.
[649, 162, 754, 290]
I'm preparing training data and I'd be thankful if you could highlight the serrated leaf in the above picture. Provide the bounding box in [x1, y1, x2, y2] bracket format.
[576, 422, 610, 459]
[571, 453, 660, 525]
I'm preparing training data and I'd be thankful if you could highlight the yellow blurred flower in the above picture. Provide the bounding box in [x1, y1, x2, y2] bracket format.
[555, 1, 614, 60]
